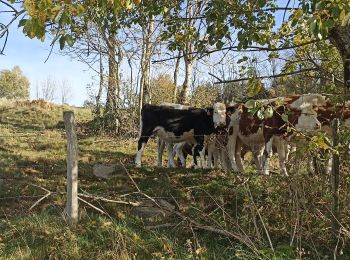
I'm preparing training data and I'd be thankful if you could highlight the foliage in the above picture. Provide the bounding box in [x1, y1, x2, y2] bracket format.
[291, 1, 350, 40]
[149, 74, 176, 105]
[190, 82, 218, 108]
[15, 0, 349, 55]
[271, 35, 343, 97]
[0, 66, 29, 99]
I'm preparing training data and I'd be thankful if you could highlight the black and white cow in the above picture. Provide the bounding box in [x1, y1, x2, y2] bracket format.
[135, 103, 227, 167]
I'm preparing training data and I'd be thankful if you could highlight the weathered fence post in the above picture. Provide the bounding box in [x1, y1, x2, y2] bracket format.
[64, 111, 78, 225]
[331, 118, 340, 239]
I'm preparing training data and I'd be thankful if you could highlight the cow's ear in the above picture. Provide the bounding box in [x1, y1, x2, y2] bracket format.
[206, 107, 213, 115]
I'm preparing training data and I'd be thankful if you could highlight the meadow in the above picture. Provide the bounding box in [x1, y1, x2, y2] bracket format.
[1, 99, 350, 259]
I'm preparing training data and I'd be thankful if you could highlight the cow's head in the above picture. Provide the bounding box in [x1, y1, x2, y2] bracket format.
[212, 102, 227, 128]
[294, 108, 322, 132]
[286, 94, 327, 132]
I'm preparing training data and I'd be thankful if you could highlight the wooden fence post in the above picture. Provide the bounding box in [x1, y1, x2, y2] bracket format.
[64, 111, 78, 225]
[331, 118, 340, 238]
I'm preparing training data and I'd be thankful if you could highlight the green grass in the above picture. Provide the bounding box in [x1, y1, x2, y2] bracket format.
[1, 99, 350, 259]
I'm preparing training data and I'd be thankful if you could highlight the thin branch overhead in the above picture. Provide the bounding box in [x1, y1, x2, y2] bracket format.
[152, 39, 321, 64]
[212, 67, 319, 84]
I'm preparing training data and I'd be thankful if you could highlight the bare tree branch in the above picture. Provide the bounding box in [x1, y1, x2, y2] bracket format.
[152, 40, 322, 64]
[212, 67, 319, 84]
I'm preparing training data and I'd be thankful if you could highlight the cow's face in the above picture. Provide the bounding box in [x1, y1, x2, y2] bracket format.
[212, 102, 227, 128]
[295, 109, 322, 132]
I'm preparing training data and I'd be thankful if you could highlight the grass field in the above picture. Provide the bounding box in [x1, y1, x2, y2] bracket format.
[1, 99, 350, 259]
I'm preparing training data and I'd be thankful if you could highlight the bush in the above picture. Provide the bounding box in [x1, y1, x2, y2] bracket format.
[0, 66, 30, 99]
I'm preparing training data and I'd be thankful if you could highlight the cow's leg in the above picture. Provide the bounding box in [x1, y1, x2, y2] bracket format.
[252, 149, 263, 174]
[213, 147, 219, 168]
[191, 145, 199, 168]
[194, 135, 207, 169]
[200, 145, 206, 169]
[167, 142, 176, 167]
[227, 128, 239, 172]
[135, 136, 149, 167]
[157, 138, 165, 167]
[276, 138, 288, 176]
[175, 142, 186, 167]
[221, 148, 232, 171]
[262, 138, 273, 175]
[234, 139, 244, 172]
[195, 142, 206, 169]
[207, 142, 215, 168]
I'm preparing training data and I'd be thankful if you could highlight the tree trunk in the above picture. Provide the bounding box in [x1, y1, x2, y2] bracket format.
[179, 55, 193, 104]
[139, 18, 154, 119]
[173, 54, 181, 103]
[140, 19, 154, 107]
[329, 25, 350, 98]
[106, 34, 117, 113]
[96, 50, 104, 116]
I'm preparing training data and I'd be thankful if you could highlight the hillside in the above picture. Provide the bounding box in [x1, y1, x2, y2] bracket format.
[1, 99, 350, 259]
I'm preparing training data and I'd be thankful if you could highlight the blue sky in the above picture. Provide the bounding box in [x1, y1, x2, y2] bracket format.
[1, 14, 94, 106]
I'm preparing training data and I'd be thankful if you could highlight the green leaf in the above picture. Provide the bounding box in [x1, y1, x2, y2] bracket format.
[59, 35, 66, 50]
[294, 9, 303, 21]
[281, 113, 289, 122]
[18, 19, 27, 28]
[245, 100, 256, 109]
[216, 40, 224, 49]
[258, 0, 266, 8]
[237, 56, 248, 63]
[264, 106, 273, 118]
[257, 109, 264, 120]
[247, 78, 263, 97]
[51, 5, 62, 12]
[65, 35, 74, 47]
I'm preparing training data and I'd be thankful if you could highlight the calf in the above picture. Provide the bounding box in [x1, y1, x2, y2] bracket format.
[227, 94, 327, 175]
[135, 103, 227, 167]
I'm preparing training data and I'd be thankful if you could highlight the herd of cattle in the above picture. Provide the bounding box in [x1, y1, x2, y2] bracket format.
[135, 94, 350, 175]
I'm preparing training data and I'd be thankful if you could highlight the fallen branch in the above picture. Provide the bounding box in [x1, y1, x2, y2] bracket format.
[29, 192, 51, 211]
[145, 223, 179, 230]
[79, 189, 141, 207]
[28, 184, 52, 211]
[78, 197, 108, 215]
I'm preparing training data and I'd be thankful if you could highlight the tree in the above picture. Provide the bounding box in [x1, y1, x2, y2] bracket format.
[37, 77, 56, 102]
[149, 74, 176, 105]
[0, 66, 29, 99]
[60, 79, 73, 104]
[203, 1, 350, 93]
[271, 39, 343, 97]
[190, 82, 218, 108]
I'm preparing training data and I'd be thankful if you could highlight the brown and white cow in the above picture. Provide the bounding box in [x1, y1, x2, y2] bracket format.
[227, 94, 327, 175]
